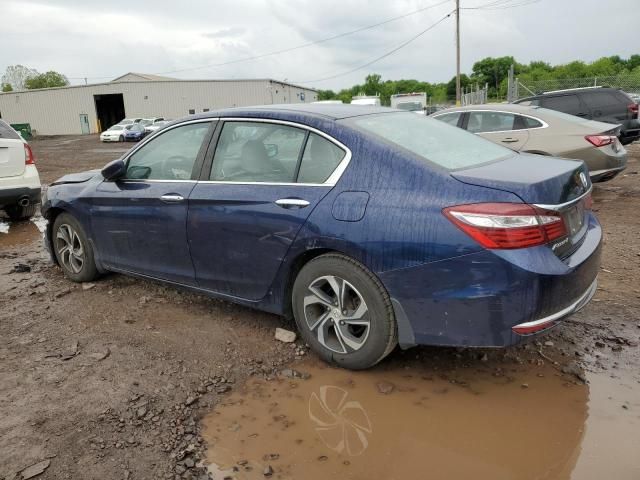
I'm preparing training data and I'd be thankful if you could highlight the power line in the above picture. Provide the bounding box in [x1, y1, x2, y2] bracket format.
[66, 0, 453, 80]
[293, 10, 455, 84]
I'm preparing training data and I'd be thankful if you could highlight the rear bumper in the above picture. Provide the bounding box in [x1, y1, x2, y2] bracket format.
[590, 165, 627, 182]
[0, 186, 41, 207]
[0, 165, 42, 207]
[380, 213, 602, 348]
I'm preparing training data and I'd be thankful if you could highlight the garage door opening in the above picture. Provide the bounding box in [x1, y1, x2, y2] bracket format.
[94, 94, 125, 132]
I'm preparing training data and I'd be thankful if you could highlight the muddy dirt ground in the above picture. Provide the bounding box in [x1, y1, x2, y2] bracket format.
[1, 135, 639, 480]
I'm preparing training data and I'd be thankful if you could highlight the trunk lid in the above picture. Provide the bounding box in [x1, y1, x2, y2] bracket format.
[452, 153, 591, 257]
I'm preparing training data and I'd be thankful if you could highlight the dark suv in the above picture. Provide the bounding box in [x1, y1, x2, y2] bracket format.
[515, 87, 640, 145]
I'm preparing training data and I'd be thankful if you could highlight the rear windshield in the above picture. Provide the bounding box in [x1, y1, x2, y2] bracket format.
[0, 120, 22, 140]
[347, 112, 511, 170]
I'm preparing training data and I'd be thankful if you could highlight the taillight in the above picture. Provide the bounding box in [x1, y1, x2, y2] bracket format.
[443, 203, 567, 249]
[629, 103, 639, 118]
[585, 134, 615, 147]
[24, 144, 35, 165]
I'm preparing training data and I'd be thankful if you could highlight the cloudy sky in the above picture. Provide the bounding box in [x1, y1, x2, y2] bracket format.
[2, 0, 638, 90]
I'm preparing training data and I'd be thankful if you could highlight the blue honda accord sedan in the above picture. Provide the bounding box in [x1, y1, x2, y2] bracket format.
[41, 104, 601, 369]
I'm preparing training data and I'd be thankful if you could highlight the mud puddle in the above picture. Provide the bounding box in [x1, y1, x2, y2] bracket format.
[0, 217, 43, 249]
[203, 358, 597, 480]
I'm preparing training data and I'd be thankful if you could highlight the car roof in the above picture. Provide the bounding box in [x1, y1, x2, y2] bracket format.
[186, 103, 397, 122]
[434, 103, 542, 115]
[516, 86, 621, 101]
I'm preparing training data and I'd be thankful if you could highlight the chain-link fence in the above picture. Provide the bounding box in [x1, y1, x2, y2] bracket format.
[515, 75, 640, 99]
[461, 83, 489, 105]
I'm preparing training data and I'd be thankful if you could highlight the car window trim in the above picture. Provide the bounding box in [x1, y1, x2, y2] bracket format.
[435, 109, 549, 134]
[202, 117, 352, 187]
[119, 118, 218, 183]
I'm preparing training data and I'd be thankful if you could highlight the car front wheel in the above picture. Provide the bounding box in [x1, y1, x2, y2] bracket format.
[292, 253, 397, 370]
[52, 213, 98, 283]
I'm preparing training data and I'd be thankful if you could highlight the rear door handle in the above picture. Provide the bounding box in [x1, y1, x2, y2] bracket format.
[501, 138, 519, 143]
[160, 194, 185, 203]
[275, 198, 310, 209]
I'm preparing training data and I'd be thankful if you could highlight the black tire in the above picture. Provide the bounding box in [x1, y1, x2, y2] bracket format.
[52, 213, 99, 283]
[5, 204, 37, 221]
[292, 253, 397, 370]
[119, 135, 124, 142]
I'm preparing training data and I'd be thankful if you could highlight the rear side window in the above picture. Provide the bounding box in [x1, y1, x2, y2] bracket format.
[349, 112, 511, 170]
[467, 111, 515, 133]
[519, 116, 544, 129]
[0, 120, 21, 140]
[434, 112, 462, 127]
[541, 95, 581, 114]
[297, 133, 345, 184]
[581, 91, 625, 108]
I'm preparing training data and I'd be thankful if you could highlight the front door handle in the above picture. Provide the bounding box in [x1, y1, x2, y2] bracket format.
[501, 138, 519, 143]
[160, 194, 185, 203]
[275, 198, 310, 209]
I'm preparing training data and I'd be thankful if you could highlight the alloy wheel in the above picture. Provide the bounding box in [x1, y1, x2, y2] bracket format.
[303, 275, 370, 354]
[56, 224, 84, 274]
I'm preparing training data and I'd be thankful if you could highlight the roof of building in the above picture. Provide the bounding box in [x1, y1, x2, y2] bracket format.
[0, 76, 317, 95]
[111, 72, 175, 82]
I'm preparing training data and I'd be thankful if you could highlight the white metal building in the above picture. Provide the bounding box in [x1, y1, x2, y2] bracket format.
[0, 73, 318, 135]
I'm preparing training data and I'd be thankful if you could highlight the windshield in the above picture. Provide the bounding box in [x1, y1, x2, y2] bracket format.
[397, 102, 423, 111]
[109, 125, 124, 131]
[140, 119, 153, 126]
[347, 112, 511, 170]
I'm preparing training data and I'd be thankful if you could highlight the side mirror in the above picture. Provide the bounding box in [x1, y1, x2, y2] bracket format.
[101, 159, 126, 181]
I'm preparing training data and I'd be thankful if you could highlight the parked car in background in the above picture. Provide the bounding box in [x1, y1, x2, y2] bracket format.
[514, 87, 640, 145]
[433, 104, 627, 182]
[42, 104, 600, 369]
[143, 120, 170, 134]
[0, 120, 40, 220]
[140, 117, 165, 129]
[100, 124, 127, 142]
[118, 118, 143, 125]
[123, 123, 146, 142]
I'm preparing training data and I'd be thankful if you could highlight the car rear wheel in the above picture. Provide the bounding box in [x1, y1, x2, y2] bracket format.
[52, 213, 98, 283]
[292, 253, 397, 370]
[5, 204, 37, 221]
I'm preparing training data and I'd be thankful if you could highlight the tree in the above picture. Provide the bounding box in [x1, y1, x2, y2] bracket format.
[317, 89, 336, 100]
[1, 65, 38, 90]
[446, 74, 471, 99]
[471, 56, 516, 95]
[24, 71, 69, 89]
[1, 83, 12, 92]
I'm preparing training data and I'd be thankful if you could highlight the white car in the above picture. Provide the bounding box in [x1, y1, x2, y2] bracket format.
[143, 120, 170, 134]
[0, 120, 41, 220]
[100, 124, 127, 142]
[118, 118, 143, 125]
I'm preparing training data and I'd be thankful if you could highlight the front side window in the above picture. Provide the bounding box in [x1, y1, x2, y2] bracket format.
[434, 112, 462, 127]
[349, 112, 511, 170]
[211, 122, 306, 182]
[297, 133, 346, 184]
[125, 122, 211, 180]
[467, 111, 515, 133]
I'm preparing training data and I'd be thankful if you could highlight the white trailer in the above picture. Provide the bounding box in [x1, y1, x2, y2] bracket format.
[391, 93, 427, 113]
[351, 95, 381, 106]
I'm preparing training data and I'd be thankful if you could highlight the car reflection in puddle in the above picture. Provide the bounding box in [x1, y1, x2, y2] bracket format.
[202, 357, 588, 480]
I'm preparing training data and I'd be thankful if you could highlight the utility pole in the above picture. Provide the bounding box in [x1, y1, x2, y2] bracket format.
[455, 0, 461, 106]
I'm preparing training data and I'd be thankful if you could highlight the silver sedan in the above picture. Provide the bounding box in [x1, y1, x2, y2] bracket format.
[432, 103, 627, 182]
